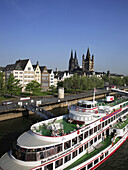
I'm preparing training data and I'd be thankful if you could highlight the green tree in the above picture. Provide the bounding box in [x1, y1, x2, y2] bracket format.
[0, 72, 6, 97]
[6, 73, 22, 97]
[25, 80, 41, 95]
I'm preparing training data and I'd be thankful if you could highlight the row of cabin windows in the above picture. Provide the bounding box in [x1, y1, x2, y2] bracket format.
[42, 133, 104, 170]
[65, 110, 127, 152]
[80, 151, 109, 170]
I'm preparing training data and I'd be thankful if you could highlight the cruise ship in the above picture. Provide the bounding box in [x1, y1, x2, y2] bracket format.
[0, 90, 128, 170]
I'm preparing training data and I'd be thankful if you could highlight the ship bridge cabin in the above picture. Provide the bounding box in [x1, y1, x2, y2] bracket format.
[77, 100, 98, 111]
[68, 101, 99, 125]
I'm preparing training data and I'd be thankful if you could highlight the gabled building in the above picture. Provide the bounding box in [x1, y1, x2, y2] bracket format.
[48, 69, 54, 87]
[4, 59, 34, 92]
[33, 61, 41, 84]
[40, 66, 49, 91]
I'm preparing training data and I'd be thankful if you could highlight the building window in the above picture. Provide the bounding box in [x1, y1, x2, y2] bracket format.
[28, 67, 31, 70]
[15, 72, 18, 74]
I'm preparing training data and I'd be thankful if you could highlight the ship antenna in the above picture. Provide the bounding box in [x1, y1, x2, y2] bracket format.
[93, 88, 96, 103]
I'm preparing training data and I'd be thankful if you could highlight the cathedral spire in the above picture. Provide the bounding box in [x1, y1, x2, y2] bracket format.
[74, 50, 77, 59]
[86, 48, 91, 60]
[71, 50, 73, 59]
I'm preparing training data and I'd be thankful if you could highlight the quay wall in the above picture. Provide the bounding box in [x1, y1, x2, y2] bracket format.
[0, 109, 34, 121]
[42, 92, 117, 110]
[0, 92, 118, 121]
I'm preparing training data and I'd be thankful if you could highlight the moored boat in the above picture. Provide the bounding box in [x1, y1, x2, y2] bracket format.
[0, 91, 128, 170]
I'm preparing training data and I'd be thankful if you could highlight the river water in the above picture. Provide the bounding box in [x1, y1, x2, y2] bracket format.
[0, 107, 128, 170]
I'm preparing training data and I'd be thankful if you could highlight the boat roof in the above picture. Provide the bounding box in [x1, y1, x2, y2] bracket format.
[17, 130, 57, 148]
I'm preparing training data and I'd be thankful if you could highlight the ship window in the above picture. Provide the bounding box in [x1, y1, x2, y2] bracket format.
[84, 131, 88, 138]
[100, 154, 104, 160]
[64, 154, 71, 163]
[87, 162, 93, 169]
[36, 168, 42, 170]
[98, 134, 101, 140]
[90, 139, 93, 146]
[80, 167, 86, 170]
[72, 137, 77, 146]
[111, 117, 113, 122]
[78, 134, 83, 142]
[98, 124, 101, 130]
[94, 158, 99, 165]
[44, 163, 53, 170]
[55, 144, 62, 153]
[108, 119, 110, 123]
[94, 126, 97, 132]
[105, 151, 108, 157]
[72, 150, 77, 158]
[55, 158, 63, 168]
[89, 128, 93, 136]
[114, 116, 116, 120]
[84, 143, 88, 150]
[105, 120, 107, 126]
[94, 137, 97, 142]
[79, 146, 83, 153]
[87, 104, 91, 108]
[64, 140, 71, 150]
[102, 122, 105, 128]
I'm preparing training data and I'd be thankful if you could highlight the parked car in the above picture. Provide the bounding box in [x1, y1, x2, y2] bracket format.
[2, 101, 12, 105]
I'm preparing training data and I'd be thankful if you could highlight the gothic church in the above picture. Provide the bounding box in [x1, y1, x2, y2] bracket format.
[69, 48, 94, 74]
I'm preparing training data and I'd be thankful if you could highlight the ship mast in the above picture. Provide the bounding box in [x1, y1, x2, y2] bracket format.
[93, 88, 96, 103]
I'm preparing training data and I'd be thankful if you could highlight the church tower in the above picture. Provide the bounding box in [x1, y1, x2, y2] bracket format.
[69, 50, 79, 73]
[82, 48, 94, 73]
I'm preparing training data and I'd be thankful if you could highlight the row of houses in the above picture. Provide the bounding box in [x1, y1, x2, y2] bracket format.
[2, 59, 72, 92]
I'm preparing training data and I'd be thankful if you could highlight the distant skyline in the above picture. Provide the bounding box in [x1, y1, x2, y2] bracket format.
[0, 0, 128, 75]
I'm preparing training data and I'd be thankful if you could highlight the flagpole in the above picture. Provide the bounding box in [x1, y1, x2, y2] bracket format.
[93, 88, 95, 103]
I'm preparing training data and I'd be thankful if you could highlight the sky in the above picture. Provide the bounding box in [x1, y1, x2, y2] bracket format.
[0, 0, 128, 75]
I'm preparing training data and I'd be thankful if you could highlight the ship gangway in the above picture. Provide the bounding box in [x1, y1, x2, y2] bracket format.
[24, 104, 56, 119]
[111, 88, 128, 96]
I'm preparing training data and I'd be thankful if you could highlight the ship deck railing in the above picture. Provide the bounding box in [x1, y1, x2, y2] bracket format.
[64, 135, 120, 170]
[33, 118, 84, 136]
